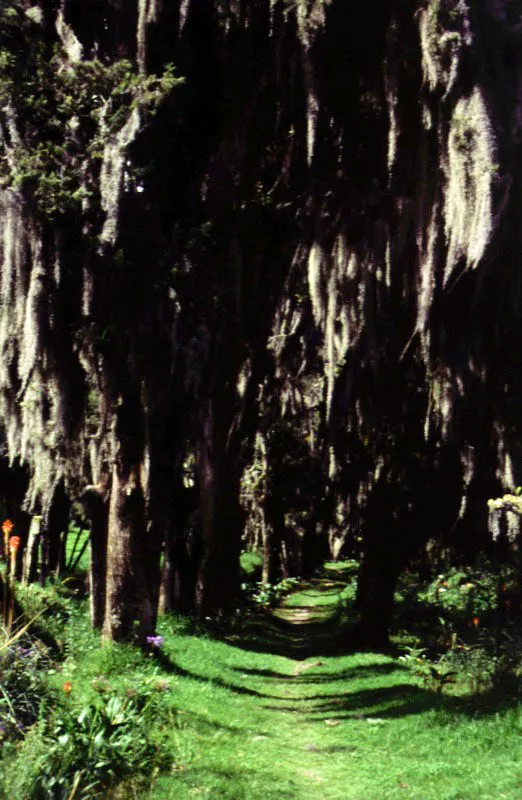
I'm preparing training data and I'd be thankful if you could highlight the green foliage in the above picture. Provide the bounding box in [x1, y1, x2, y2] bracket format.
[0, 638, 49, 743]
[240, 549, 263, 581]
[416, 567, 500, 620]
[399, 643, 457, 693]
[33, 687, 170, 799]
[243, 577, 300, 608]
[440, 643, 496, 694]
[0, 22, 183, 219]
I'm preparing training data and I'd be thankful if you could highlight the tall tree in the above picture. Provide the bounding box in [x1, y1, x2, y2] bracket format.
[2, 0, 522, 648]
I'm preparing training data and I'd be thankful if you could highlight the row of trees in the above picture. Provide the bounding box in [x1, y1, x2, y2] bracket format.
[1, 0, 522, 647]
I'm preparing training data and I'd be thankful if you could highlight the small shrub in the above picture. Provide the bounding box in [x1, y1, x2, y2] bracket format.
[418, 568, 499, 620]
[4, 681, 174, 799]
[0, 637, 50, 743]
[243, 577, 301, 608]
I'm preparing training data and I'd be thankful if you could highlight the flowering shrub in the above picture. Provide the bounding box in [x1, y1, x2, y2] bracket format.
[146, 635, 164, 649]
[417, 567, 500, 620]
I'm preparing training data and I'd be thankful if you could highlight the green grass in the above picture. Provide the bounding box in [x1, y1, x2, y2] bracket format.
[64, 524, 90, 573]
[3, 572, 522, 798]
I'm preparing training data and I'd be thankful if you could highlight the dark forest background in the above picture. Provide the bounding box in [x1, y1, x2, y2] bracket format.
[1, 0, 522, 649]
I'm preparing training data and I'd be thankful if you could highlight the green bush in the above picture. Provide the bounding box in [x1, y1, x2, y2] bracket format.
[417, 567, 500, 620]
[0, 638, 49, 743]
[2, 680, 174, 799]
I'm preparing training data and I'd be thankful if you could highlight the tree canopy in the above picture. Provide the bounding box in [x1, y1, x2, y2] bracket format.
[1, 0, 522, 646]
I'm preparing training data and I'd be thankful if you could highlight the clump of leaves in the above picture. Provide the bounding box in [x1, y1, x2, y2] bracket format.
[0, 637, 50, 743]
[12, 680, 174, 799]
[399, 643, 457, 693]
[0, 20, 182, 219]
[417, 567, 500, 620]
[243, 577, 301, 608]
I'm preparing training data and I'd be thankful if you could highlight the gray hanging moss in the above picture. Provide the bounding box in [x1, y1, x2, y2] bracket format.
[0, 0, 522, 634]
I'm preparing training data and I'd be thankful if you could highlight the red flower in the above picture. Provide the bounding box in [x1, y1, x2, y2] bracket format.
[63, 681, 72, 694]
[472, 616, 480, 628]
[9, 536, 20, 552]
[2, 519, 13, 536]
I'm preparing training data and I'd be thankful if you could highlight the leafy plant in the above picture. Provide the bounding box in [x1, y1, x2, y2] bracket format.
[32, 683, 173, 799]
[243, 577, 301, 608]
[0, 24, 183, 220]
[417, 567, 500, 620]
[0, 638, 49, 743]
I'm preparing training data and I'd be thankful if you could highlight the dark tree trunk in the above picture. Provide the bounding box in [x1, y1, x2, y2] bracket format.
[195, 400, 242, 617]
[301, 524, 330, 579]
[352, 548, 403, 650]
[159, 485, 200, 614]
[81, 485, 109, 630]
[47, 483, 71, 577]
[102, 398, 162, 643]
[263, 476, 286, 584]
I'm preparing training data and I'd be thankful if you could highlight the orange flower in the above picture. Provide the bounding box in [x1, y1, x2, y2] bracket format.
[472, 616, 480, 628]
[63, 681, 72, 694]
[9, 536, 20, 552]
[2, 519, 13, 536]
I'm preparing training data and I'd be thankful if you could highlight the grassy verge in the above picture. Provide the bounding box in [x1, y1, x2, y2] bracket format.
[2, 568, 522, 798]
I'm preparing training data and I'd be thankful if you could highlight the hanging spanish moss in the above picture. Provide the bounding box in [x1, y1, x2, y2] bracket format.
[1, 0, 522, 644]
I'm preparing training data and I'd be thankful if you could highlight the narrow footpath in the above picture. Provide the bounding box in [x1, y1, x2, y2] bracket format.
[150, 577, 520, 800]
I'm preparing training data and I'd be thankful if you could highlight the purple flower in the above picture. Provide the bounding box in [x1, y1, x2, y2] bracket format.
[146, 635, 164, 649]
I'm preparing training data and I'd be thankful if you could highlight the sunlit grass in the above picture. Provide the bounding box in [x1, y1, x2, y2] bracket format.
[3, 571, 522, 798]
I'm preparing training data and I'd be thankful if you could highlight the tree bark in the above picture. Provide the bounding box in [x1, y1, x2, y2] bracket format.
[82, 485, 109, 630]
[195, 400, 242, 618]
[47, 482, 70, 578]
[352, 548, 402, 650]
[22, 516, 41, 585]
[102, 398, 162, 643]
[263, 476, 286, 584]
[159, 485, 200, 615]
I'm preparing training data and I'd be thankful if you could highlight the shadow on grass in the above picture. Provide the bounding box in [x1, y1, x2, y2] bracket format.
[152, 649, 273, 698]
[220, 612, 354, 660]
[152, 630, 522, 723]
[264, 677, 522, 721]
[231, 661, 404, 682]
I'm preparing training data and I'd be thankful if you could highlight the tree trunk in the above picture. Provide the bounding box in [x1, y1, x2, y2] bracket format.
[22, 516, 41, 585]
[159, 485, 201, 615]
[263, 484, 286, 584]
[81, 485, 109, 630]
[103, 461, 149, 641]
[102, 399, 162, 643]
[352, 548, 402, 650]
[47, 483, 70, 577]
[195, 400, 242, 617]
